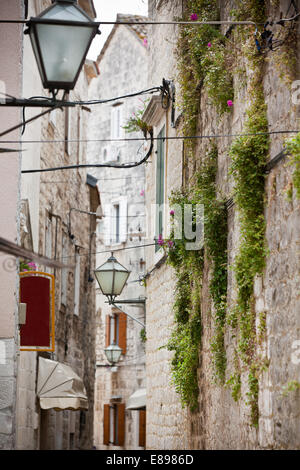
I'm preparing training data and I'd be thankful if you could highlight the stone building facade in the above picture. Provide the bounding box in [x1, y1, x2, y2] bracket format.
[143, 0, 300, 450]
[1, 0, 99, 450]
[0, 0, 24, 450]
[87, 15, 149, 450]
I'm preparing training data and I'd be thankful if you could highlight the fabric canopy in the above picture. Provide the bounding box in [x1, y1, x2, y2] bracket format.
[126, 388, 146, 410]
[37, 357, 88, 411]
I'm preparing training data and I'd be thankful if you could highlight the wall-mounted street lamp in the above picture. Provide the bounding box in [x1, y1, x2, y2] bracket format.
[25, 0, 100, 93]
[94, 254, 130, 305]
[95, 254, 146, 328]
[104, 342, 122, 366]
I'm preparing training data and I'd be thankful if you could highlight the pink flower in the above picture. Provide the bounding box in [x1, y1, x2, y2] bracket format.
[157, 235, 164, 246]
[140, 190, 145, 196]
[190, 13, 198, 21]
[170, 210, 175, 216]
[168, 240, 174, 248]
[143, 38, 148, 47]
[227, 100, 233, 107]
[207, 42, 212, 48]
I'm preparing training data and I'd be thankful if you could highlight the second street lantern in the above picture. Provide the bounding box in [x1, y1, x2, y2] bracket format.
[94, 254, 131, 304]
[25, 0, 100, 92]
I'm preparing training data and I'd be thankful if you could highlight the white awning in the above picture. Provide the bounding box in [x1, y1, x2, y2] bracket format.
[126, 388, 146, 410]
[37, 357, 88, 411]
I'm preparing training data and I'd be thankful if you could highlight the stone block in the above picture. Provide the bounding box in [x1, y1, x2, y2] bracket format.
[0, 408, 13, 435]
[0, 339, 15, 377]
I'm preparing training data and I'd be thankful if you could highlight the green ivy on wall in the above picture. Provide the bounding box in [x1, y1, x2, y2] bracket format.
[285, 132, 300, 199]
[227, 1, 269, 427]
[166, 191, 203, 411]
[176, 0, 234, 152]
[166, 144, 228, 409]
[166, 0, 271, 427]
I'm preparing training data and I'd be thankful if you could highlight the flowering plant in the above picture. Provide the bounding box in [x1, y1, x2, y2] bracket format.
[20, 260, 37, 272]
[123, 99, 152, 138]
[156, 234, 175, 252]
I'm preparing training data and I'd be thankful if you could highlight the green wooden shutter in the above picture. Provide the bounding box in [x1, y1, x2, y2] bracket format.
[155, 126, 165, 252]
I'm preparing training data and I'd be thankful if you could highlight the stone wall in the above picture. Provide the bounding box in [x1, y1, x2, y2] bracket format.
[0, 0, 24, 450]
[17, 49, 97, 452]
[145, 0, 300, 450]
[145, 0, 191, 450]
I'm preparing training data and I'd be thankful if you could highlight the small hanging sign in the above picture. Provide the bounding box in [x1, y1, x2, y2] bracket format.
[19, 272, 55, 352]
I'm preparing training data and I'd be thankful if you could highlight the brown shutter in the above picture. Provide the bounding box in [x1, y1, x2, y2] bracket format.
[103, 404, 110, 445]
[118, 313, 127, 355]
[117, 403, 125, 446]
[105, 315, 111, 347]
[139, 410, 146, 447]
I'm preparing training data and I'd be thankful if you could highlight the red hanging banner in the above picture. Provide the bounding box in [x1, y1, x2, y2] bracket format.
[19, 272, 55, 351]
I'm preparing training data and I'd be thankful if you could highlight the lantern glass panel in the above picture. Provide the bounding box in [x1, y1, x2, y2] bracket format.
[104, 344, 122, 364]
[94, 256, 130, 299]
[94, 270, 114, 296]
[42, 3, 89, 21]
[113, 271, 131, 296]
[35, 23, 94, 84]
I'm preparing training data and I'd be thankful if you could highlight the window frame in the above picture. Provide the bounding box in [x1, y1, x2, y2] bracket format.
[155, 125, 165, 254]
[110, 103, 124, 140]
[74, 249, 81, 316]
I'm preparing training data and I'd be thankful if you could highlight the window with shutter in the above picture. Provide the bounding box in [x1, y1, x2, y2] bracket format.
[105, 310, 126, 355]
[65, 96, 72, 156]
[118, 312, 127, 355]
[103, 404, 110, 445]
[103, 403, 125, 446]
[105, 315, 111, 348]
[116, 403, 125, 446]
[113, 204, 120, 244]
[119, 198, 128, 243]
[61, 232, 68, 306]
[139, 409, 146, 448]
[155, 126, 165, 252]
[74, 250, 80, 316]
[45, 215, 52, 274]
[111, 104, 124, 140]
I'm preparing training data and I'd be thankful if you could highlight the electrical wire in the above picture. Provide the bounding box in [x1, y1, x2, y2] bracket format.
[72, 86, 162, 105]
[3, 129, 299, 147]
[0, 19, 260, 26]
[21, 128, 153, 173]
[59, 242, 156, 261]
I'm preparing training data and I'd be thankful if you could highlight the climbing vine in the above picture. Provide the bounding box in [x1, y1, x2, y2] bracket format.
[165, 0, 272, 426]
[285, 132, 300, 199]
[165, 145, 227, 409]
[228, 1, 269, 427]
[165, 192, 203, 411]
[194, 146, 228, 384]
[176, 0, 234, 151]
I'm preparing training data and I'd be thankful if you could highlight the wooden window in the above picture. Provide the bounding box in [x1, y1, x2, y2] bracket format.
[105, 311, 127, 354]
[155, 125, 165, 251]
[65, 94, 72, 156]
[111, 104, 123, 140]
[113, 204, 120, 244]
[103, 404, 110, 445]
[139, 409, 146, 448]
[74, 249, 80, 316]
[103, 403, 125, 446]
[61, 232, 68, 306]
[45, 215, 52, 274]
[109, 198, 127, 244]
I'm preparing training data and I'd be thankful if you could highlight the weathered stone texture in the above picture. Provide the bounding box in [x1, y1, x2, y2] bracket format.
[16, 56, 97, 450]
[145, 0, 300, 450]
